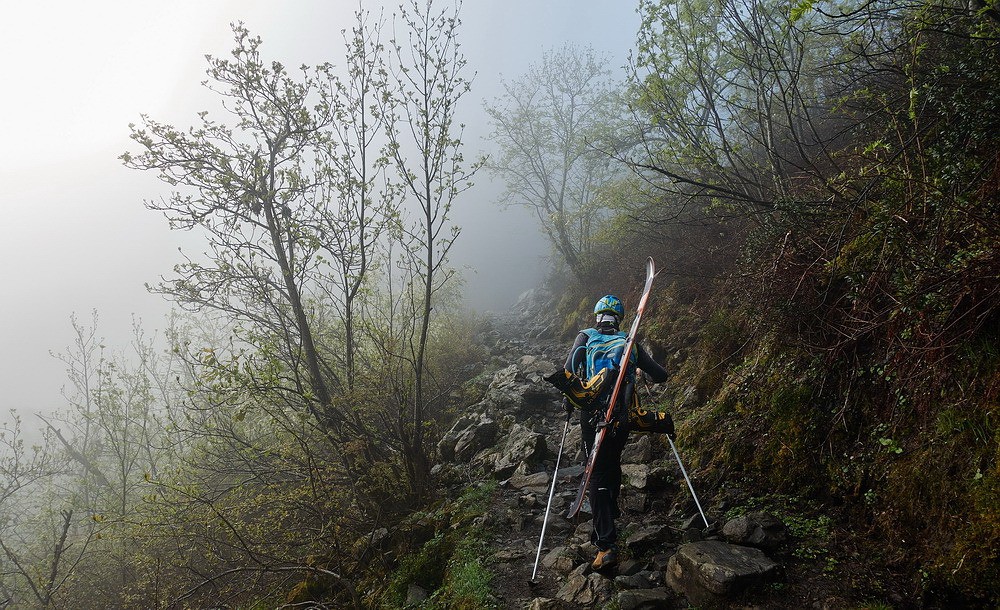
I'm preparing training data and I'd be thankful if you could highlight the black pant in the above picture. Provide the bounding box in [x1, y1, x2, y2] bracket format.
[581, 415, 629, 551]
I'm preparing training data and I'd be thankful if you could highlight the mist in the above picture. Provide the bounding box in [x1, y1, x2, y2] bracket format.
[0, 1, 638, 423]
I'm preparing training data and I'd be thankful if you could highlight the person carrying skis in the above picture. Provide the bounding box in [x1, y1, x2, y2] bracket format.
[560, 294, 672, 570]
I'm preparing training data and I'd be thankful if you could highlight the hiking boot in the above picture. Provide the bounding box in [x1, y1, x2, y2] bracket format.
[591, 547, 618, 571]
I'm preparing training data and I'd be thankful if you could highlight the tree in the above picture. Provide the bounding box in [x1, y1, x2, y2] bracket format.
[0, 415, 67, 608]
[383, 0, 479, 493]
[484, 43, 623, 281]
[622, 0, 857, 227]
[123, 25, 368, 440]
[321, 7, 399, 386]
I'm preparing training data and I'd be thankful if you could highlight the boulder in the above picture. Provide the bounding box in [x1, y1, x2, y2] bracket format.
[722, 512, 787, 552]
[493, 424, 546, 477]
[621, 435, 653, 464]
[556, 565, 613, 606]
[526, 597, 571, 610]
[622, 490, 651, 514]
[624, 524, 673, 556]
[614, 588, 675, 610]
[437, 412, 498, 463]
[618, 559, 645, 577]
[509, 470, 550, 493]
[666, 541, 781, 605]
[622, 463, 677, 492]
[541, 546, 583, 575]
[483, 359, 560, 419]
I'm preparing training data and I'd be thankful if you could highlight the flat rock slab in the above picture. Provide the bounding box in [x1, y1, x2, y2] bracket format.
[614, 587, 675, 610]
[666, 541, 780, 604]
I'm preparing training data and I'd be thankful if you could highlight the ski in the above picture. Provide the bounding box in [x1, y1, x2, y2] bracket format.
[566, 257, 657, 519]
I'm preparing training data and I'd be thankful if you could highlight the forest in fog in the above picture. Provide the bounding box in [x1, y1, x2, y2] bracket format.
[2, 1, 999, 607]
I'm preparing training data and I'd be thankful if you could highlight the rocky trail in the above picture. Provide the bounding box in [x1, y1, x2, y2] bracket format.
[424, 295, 868, 610]
[430, 290, 855, 609]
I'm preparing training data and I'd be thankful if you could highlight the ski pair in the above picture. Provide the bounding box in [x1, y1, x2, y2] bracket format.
[565, 257, 657, 519]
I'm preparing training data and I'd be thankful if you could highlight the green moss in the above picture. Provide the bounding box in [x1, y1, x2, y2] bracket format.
[383, 533, 453, 608]
[378, 483, 498, 608]
[932, 447, 1000, 605]
[427, 538, 496, 609]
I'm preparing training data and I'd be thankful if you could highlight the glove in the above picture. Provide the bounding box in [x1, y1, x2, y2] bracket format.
[631, 408, 675, 439]
[563, 397, 574, 416]
[663, 412, 676, 440]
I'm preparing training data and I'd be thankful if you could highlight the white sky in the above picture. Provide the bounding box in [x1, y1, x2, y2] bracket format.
[0, 1, 640, 420]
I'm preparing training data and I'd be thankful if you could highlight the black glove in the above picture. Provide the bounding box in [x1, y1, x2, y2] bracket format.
[663, 412, 676, 440]
[563, 397, 574, 416]
[631, 408, 675, 439]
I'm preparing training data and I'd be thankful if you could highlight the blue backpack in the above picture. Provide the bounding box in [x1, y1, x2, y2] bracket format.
[578, 328, 637, 382]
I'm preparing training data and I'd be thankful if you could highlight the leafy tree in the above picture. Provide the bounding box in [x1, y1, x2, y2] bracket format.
[0, 415, 67, 608]
[320, 7, 399, 386]
[122, 25, 373, 440]
[623, 0, 855, 227]
[484, 43, 623, 281]
[384, 0, 479, 492]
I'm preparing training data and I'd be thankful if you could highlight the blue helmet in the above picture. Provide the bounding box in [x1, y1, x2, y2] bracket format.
[594, 294, 624, 319]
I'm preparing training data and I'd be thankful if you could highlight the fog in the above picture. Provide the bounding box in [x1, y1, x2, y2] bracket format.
[0, 1, 638, 421]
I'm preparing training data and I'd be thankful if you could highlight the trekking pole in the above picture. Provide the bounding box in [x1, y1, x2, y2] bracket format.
[640, 374, 710, 529]
[530, 412, 571, 584]
[666, 434, 710, 529]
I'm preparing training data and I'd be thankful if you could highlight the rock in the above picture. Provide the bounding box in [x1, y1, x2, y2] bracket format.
[493, 546, 530, 562]
[621, 435, 653, 464]
[618, 559, 644, 576]
[564, 426, 584, 462]
[526, 597, 571, 610]
[622, 463, 677, 492]
[722, 511, 787, 551]
[614, 587, 674, 609]
[649, 554, 672, 571]
[622, 490, 650, 514]
[518, 354, 558, 383]
[544, 517, 574, 538]
[615, 573, 655, 590]
[558, 464, 584, 480]
[493, 423, 546, 477]
[678, 384, 699, 409]
[406, 583, 428, 605]
[542, 546, 582, 575]
[571, 522, 592, 544]
[437, 412, 498, 463]
[556, 565, 613, 606]
[679, 513, 710, 532]
[518, 492, 540, 508]
[625, 524, 673, 556]
[483, 360, 560, 419]
[366, 527, 389, 550]
[509, 470, 550, 492]
[666, 541, 781, 605]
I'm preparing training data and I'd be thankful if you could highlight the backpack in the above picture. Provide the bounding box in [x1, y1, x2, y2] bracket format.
[578, 328, 637, 383]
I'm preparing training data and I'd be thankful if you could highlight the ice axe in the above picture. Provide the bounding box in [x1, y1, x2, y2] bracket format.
[529, 411, 571, 585]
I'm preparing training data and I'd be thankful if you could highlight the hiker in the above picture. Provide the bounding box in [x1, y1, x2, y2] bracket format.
[562, 294, 671, 570]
